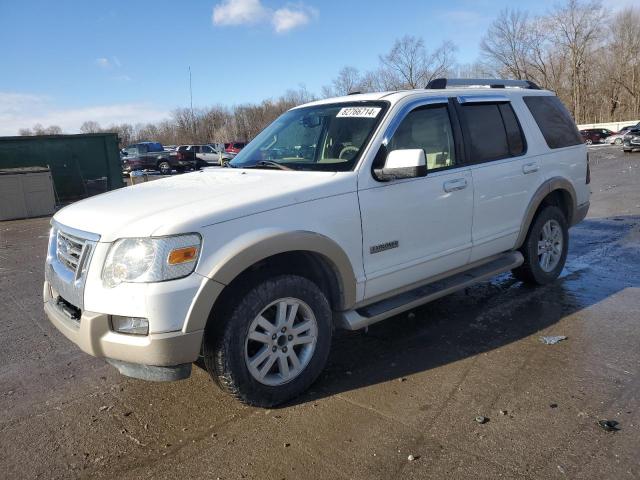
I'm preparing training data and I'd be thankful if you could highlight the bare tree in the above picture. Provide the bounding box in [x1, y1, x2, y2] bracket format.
[481, 9, 533, 79]
[549, 0, 605, 122]
[80, 121, 102, 134]
[606, 7, 640, 119]
[379, 36, 457, 89]
[321, 66, 363, 97]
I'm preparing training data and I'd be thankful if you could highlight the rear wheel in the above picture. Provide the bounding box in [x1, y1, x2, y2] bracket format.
[512, 206, 568, 285]
[585, 139, 593, 145]
[203, 274, 332, 407]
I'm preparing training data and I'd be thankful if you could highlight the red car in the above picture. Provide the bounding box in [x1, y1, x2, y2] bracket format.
[225, 141, 246, 154]
[579, 128, 615, 145]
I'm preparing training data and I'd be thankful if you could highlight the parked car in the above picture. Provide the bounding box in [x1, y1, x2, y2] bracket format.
[225, 141, 246, 154]
[44, 78, 589, 407]
[622, 127, 640, 152]
[121, 142, 196, 175]
[579, 128, 615, 145]
[178, 144, 234, 167]
[605, 126, 636, 145]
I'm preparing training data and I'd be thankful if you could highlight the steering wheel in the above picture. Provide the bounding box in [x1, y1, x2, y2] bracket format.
[338, 145, 359, 160]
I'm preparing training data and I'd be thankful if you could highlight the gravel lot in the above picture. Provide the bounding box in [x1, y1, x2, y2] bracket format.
[1, 145, 639, 479]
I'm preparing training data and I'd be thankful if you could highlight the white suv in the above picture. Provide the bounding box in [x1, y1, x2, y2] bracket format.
[44, 78, 590, 406]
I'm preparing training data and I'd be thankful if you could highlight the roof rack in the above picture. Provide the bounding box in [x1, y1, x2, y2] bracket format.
[426, 78, 541, 90]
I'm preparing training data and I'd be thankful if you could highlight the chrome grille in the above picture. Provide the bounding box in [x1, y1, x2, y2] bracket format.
[56, 230, 86, 273]
[46, 222, 99, 311]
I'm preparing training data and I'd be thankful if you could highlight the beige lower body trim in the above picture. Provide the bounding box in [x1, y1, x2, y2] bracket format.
[44, 281, 202, 366]
[573, 201, 590, 226]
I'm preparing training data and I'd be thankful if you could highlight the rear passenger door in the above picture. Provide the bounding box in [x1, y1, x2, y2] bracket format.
[455, 96, 541, 262]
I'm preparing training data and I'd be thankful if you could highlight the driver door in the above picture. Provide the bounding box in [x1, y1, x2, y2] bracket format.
[358, 102, 474, 300]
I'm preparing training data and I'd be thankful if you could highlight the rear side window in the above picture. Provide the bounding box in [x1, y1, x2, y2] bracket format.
[461, 103, 525, 162]
[499, 103, 525, 156]
[523, 96, 582, 149]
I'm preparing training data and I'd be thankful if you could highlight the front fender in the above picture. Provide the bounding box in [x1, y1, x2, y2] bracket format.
[183, 229, 357, 333]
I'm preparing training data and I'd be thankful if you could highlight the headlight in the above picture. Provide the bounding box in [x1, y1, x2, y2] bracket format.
[102, 234, 201, 288]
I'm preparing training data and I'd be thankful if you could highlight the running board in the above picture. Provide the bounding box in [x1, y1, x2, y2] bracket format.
[338, 251, 523, 330]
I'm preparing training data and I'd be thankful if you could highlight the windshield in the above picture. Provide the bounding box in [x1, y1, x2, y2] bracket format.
[229, 101, 388, 171]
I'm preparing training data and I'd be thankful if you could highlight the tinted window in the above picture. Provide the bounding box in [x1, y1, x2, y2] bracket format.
[523, 96, 582, 149]
[388, 105, 456, 170]
[462, 104, 510, 162]
[499, 103, 525, 156]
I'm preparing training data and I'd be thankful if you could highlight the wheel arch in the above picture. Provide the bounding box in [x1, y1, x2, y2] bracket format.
[515, 177, 577, 249]
[183, 230, 358, 333]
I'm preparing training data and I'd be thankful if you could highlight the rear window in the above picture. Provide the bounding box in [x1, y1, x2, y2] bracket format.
[523, 96, 582, 149]
[461, 103, 525, 162]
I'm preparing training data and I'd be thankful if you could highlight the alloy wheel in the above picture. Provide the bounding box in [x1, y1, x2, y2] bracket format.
[538, 219, 563, 272]
[244, 297, 318, 386]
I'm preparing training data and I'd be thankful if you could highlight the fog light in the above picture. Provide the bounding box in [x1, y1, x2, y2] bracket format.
[111, 316, 149, 335]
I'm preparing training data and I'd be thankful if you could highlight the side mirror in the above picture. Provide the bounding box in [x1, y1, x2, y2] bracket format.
[374, 149, 427, 181]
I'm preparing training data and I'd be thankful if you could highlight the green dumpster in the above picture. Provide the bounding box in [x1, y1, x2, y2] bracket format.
[0, 133, 124, 205]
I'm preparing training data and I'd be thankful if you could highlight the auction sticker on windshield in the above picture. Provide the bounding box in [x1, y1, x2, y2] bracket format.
[336, 107, 381, 118]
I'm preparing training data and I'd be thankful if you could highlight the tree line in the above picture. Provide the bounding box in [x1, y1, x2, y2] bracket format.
[18, 0, 640, 146]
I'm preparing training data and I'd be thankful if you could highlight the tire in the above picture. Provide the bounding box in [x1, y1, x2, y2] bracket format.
[615, 138, 622, 145]
[158, 161, 172, 175]
[585, 139, 593, 145]
[203, 274, 332, 407]
[512, 205, 568, 285]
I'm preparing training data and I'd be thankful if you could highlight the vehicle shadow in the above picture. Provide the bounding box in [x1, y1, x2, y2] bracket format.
[282, 214, 640, 407]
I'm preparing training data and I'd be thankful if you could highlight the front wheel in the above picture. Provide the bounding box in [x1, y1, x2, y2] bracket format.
[512, 205, 568, 285]
[158, 161, 172, 175]
[203, 274, 332, 407]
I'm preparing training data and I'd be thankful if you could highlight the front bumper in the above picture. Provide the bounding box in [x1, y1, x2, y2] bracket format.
[43, 280, 203, 369]
[573, 201, 590, 226]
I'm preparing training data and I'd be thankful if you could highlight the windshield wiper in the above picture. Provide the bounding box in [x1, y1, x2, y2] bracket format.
[242, 160, 293, 171]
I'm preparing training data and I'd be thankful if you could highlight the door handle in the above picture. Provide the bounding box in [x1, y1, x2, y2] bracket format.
[523, 162, 539, 174]
[443, 178, 468, 193]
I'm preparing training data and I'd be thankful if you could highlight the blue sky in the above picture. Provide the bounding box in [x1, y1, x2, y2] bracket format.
[0, 0, 621, 134]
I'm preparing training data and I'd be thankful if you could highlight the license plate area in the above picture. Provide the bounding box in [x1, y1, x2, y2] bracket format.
[50, 283, 81, 326]
[55, 295, 81, 322]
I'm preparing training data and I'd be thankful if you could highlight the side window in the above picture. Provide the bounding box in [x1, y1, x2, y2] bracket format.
[388, 105, 456, 170]
[499, 103, 526, 156]
[461, 103, 510, 162]
[523, 96, 583, 149]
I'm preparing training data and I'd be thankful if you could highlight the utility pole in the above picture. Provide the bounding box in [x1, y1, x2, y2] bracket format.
[189, 66, 196, 141]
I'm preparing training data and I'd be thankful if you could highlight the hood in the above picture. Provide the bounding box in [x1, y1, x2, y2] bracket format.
[54, 168, 356, 242]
